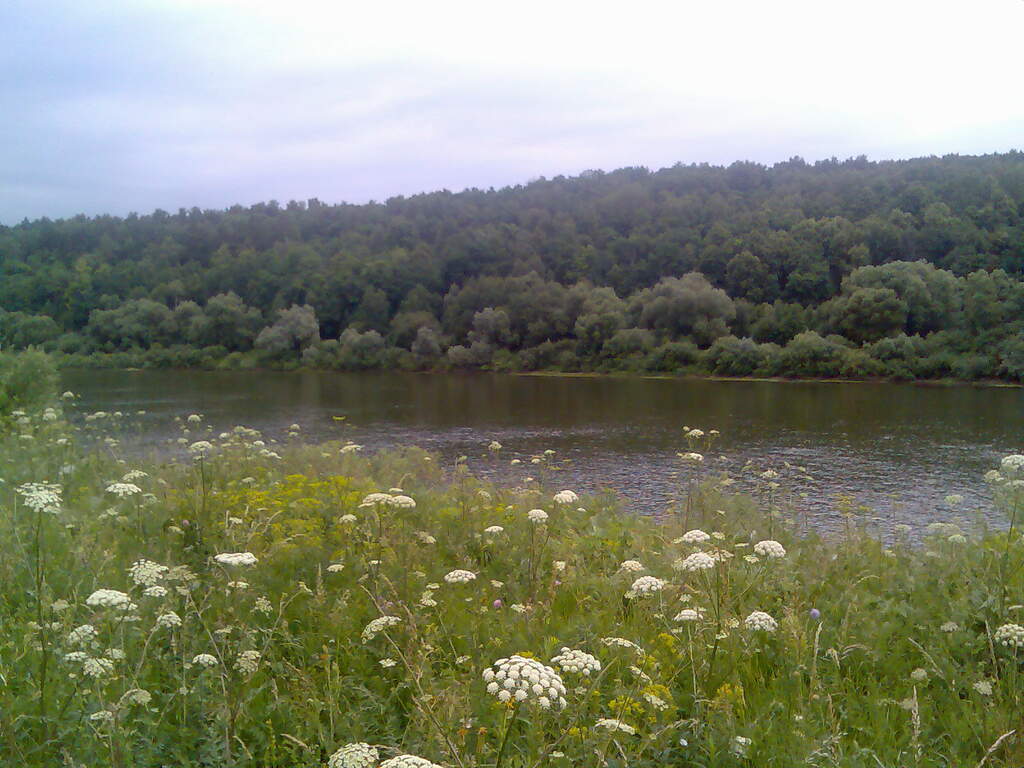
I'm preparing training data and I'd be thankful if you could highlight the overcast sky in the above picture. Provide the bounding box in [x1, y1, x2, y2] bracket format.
[3, 0, 1023, 224]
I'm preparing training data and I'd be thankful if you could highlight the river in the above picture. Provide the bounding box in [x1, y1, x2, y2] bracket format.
[61, 369, 1024, 533]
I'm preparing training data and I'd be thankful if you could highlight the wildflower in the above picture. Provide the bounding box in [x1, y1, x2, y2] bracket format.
[192, 653, 218, 667]
[234, 650, 261, 675]
[89, 710, 114, 722]
[492, 599, 503, 609]
[360, 493, 393, 507]
[994, 623, 1024, 649]
[809, 608, 821, 621]
[674, 552, 715, 572]
[86, 589, 135, 610]
[83, 656, 115, 678]
[940, 621, 958, 632]
[379, 658, 398, 668]
[488, 440, 502, 451]
[327, 563, 345, 573]
[601, 637, 643, 652]
[686, 428, 704, 439]
[973, 680, 993, 696]
[67, 624, 98, 646]
[484, 525, 504, 534]
[121, 688, 152, 706]
[743, 611, 778, 632]
[389, 495, 416, 509]
[753, 540, 786, 558]
[553, 560, 567, 572]
[551, 647, 601, 676]
[676, 529, 710, 545]
[156, 612, 182, 629]
[444, 569, 477, 584]
[510, 458, 521, 465]
[106, 482, 142, 498]
[254, 597, 273, 615]
[595, 718, 636, 735]
[482, 655, 567, 709]
[1000, 454, 1024, 475]
[340, 443, 363, 454]
[338, 514, 357, 524]
[214, 552, 258, 567]
[187, 414, 202, 424]
[415, 531, 437, 545]
[643, 692, 669, 710]
[362, 615, 401, 642]
[527, 509, 549, 523]
[677, 452, 704, 463]
[122, 469, 148, 482]
[379, 756, 443, 768]
[328, 743, 380, 768]
[15, 482, 62, 514]
[510, 603, 528, 614]
[626, 575, 667, 599]
[105, 647, 126, 660]
[188, 441, 214, 456]
[673, 608, 704, 622]
[553, 490, 579, 505]
[128, 559, 168, 586]
[618, 559, 644, 573]
[227, 580, 249, 589]
[731, 736, 752, 757]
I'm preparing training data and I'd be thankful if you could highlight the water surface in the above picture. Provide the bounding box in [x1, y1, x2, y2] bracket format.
[62, 370, 1024, 532]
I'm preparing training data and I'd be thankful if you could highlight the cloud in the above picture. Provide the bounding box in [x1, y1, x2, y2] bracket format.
[2, 0, 1023, 222]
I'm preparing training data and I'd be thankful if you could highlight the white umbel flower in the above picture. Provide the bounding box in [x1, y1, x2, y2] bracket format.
[234, 649, 261, 675]
[67, 624, 98, 646]
[192, 653, 219, 667]
[444, 569, 477, 584]
[1000, 455, 1024, 475]
[482, 655, 567, 709]
[994, 623, 1024, 649]
[617, 559, 645, 573]
[673, 608, 704, 622]
[753, 540, 786, 558]
[106, 482, 142, 497]
[143, 585, 166, 598]
[484, 525, 505, 534]
[328, 743, 379, 768]
[675, 552, 715, 572]
[128, 559, 168, 586]
[15, 482, 62, 514]
[360, 493, 394, 507]
[551, 647, 601, 676]
[553, 490, 579, 505]
[527, 508, 549, 523]
[677, 452, 704, 463]
[595, 718, 636, 735]
[676, 529, 711, 545]
[389, 495, 416, 509]
[361, 615, 401, 642]
[743, 611, 778, 632]
[86, 589, 135, 610]
[214, 552, 258, 567]
[379, 756, 443, 768]
[83, 656, 115, 678]
[625, 575, 667, 599]
[156, 611, 182, 629]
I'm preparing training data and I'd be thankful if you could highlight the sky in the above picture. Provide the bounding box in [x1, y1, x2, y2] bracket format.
[3, 0, 1023, 224]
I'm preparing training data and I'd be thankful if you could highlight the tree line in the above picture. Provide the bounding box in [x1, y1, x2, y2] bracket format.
[2, 151, 1024, 380]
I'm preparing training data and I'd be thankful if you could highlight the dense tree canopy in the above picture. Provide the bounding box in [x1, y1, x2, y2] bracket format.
[2, 151, 1024, 380]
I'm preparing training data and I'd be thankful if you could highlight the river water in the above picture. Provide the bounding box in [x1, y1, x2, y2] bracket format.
[61, 369, 1024, 532]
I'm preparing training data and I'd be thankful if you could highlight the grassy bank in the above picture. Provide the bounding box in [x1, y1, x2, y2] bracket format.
[1, 404, 1023, 767]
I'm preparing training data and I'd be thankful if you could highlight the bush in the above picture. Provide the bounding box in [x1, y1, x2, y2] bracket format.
[0, 349, 57, 417]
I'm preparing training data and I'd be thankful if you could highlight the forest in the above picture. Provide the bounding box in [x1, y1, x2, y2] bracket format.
[2, 151, 1024, 381]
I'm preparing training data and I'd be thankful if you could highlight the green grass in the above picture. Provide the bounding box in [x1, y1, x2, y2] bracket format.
[0, 404, 1022, 767]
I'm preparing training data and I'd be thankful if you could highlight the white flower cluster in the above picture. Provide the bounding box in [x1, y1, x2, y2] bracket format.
[1000, 454, 1024, 475]
[553, 490, 579, 505]
[82, 656, 115, 678]
[359, 493, 416, 509]
[618, 559, 645, 573]
[484, 525, 504, 535]
[328, 743, 379, 768]
[156, 611, 182, 629]
[673, 608, 704, 622]
[743, 610, 778, 632]
[379, 756, 443, 768]
[674, 552, 715, 572]
[482, 655, 567, 709]
[600, 637, 643, 652]
[362, 615, 401, 642]
[594, 718, 636, 735]
[677, 529, 710, 545]
[67, 624, 98, 646]
[550, 647, 601, 676]
[753, 540, 786, 558]
[234, 649, 261, 675]
[86, 589, 136, 611]
[625, 575, 667, 599]
[994, 623, 1024, 649]
[444, 569, 477, 584]
[128, 558, 168, 586]
[677, 452, 704, 463]
[192, 653, 218, 667]
[15, 482, 62, 514]
[527, 508, 549, 523]
[214, 552, 258, 567]
[106, 482, 142, 498]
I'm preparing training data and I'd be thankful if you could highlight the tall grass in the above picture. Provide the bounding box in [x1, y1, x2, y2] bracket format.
[0, 400, 1021, 767]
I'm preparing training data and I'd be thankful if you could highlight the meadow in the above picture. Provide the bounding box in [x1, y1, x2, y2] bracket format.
[1, 381, 1022, 766]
